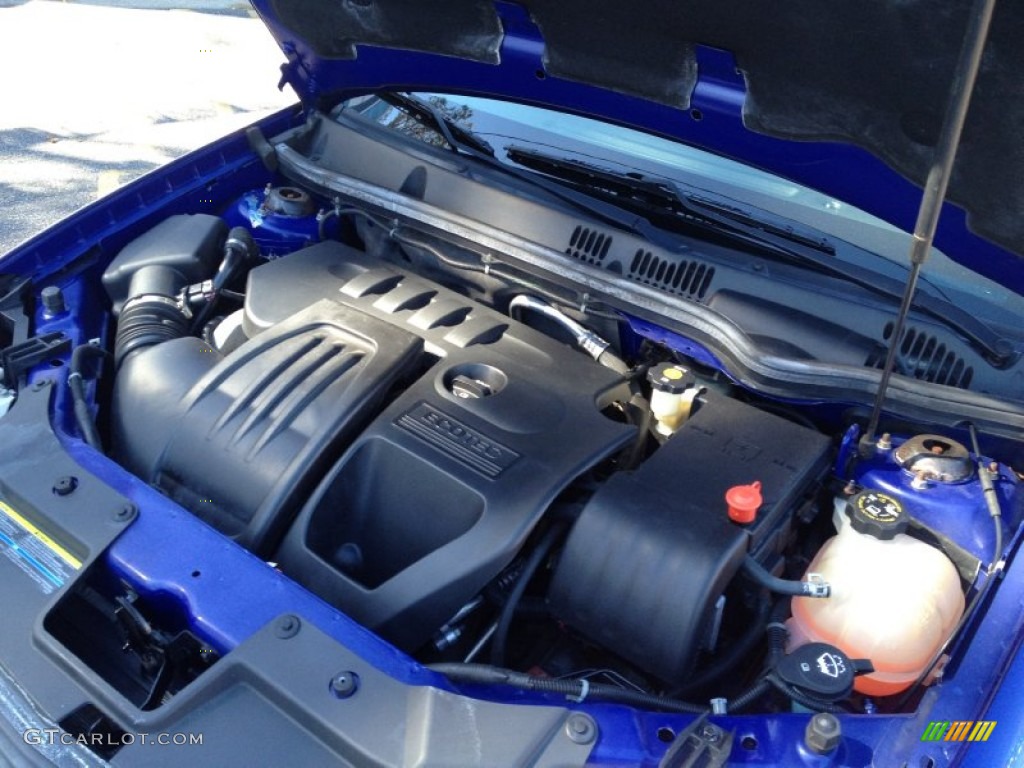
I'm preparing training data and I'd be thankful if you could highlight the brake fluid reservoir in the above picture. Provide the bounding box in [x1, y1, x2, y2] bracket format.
[789, 490, 965, 696]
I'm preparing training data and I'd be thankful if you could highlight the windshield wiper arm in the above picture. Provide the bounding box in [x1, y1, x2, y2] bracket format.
[377, 94, 684, 251]
[379, 92, 497, 157]
[506, 146, 1013, 366]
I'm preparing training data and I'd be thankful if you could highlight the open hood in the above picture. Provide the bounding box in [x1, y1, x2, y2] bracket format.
[251, 0, 1024, 293]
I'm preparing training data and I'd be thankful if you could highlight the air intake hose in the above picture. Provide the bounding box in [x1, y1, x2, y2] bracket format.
[101, 214, 228, 366]
[114, 293, 192, 367]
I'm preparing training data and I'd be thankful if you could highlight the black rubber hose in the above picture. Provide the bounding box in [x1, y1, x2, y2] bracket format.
[490, 519, 569, 667]
[510, 596, 551, 619]
[317, 206, 368, 241]
[727, 678, 772, 712]
[190, 227, 256, 333]
[676, 590, 772, 695]
[742, 556, 830, 598]
[428, 663, 708, 714]
[679, 598, 782, 700]
[621, 392, 653, 470]
[765, 601, 790, 670]
[68, 344, 112, 451]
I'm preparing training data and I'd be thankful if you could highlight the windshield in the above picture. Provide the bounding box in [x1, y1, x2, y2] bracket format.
[338, 93, 1024, 327]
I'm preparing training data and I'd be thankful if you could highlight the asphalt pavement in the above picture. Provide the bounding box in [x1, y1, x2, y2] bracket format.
[0, 0, 295, 253]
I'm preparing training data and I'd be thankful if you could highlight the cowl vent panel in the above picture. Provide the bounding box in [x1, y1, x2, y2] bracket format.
[864, 322, 974, 389]
[629, 249, 715, 300]
[566, 224, 613, 265]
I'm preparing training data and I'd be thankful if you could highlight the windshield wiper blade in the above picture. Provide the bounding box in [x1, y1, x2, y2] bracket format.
[682, 198, 1013, 366]
[506, 146, 1013, 366]
[377, 94, 682, 250]
[505, 146, 828, 246]
[380, 92, 497, 157]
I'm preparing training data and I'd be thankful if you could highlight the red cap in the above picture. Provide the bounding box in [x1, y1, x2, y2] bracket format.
[726, 481, 762, 524]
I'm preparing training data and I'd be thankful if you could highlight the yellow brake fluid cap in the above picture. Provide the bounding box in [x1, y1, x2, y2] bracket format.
[647, 363, 695, 394]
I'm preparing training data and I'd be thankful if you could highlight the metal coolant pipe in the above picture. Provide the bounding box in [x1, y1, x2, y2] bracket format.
[863, 0, 1000, 448]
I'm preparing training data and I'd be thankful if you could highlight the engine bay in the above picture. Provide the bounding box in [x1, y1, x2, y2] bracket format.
[27, 155, 1016, 724]
[2, 0, 1024, 754]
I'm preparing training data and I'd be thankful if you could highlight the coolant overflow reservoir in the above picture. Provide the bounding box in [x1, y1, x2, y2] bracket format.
[788, 490, 965, 696]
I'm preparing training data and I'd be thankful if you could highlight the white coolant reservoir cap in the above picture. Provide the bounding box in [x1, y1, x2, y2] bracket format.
[846, 490, 909, 540]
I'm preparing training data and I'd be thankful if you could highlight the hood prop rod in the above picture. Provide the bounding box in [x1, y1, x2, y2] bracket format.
[862, 0, 999, 451]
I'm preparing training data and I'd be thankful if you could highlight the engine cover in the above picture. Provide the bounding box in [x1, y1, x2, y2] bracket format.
[112, 299, 424, 554]
[113, 240, 635, 651]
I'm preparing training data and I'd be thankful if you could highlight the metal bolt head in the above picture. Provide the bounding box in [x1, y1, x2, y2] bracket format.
[565, 714, 597, 745]
[329, 671, 359, 699]
[805, 712, 841, 755]
[41, 286, 66, 315]
[53, 476, 78, 496]
[701, 724, 722, 744]
[274, 614, 301, 639]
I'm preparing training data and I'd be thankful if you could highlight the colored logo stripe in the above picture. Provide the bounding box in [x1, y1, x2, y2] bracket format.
[921, 721, 996, 742]
[922, 722, 950, 742]
[969, 722, 997, 742]
[948, 722, 973, 741]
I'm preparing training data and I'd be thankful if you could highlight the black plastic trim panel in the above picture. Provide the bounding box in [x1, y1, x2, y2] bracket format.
[0, 384, 136, 765]
[274, 116, 1024, 444]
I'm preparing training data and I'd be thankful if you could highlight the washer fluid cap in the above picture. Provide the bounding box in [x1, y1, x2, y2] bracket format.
[777, 642, 873, 701]
[846, 490, 909, 540]
[726, 481, 762, 523]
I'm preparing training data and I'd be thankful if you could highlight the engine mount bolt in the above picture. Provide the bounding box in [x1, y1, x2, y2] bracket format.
[274, 614, 301, 639]
[329, 671, 360, 699]
[565, 714, 597, 745]
[877, 433, 893, 451]
[52, 476, 78, 496]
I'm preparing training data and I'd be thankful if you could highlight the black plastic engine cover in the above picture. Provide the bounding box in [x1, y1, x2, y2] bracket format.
[113, 299, 424, 554]
[548, 391, 830, 683]
[255, 241, 635, 651]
